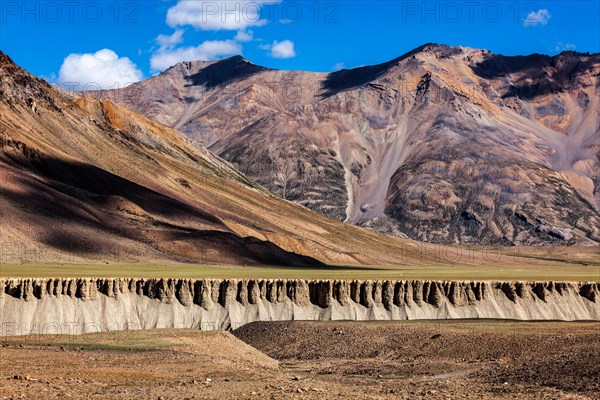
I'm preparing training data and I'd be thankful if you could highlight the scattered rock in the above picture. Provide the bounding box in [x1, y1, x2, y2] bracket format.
[548, 228, 574, 241]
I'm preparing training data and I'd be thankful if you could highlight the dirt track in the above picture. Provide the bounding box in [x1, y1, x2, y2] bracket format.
[1, 320, 599, 399]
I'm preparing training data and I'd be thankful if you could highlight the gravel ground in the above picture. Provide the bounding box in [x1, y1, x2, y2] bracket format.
[1, 320, 598, 399]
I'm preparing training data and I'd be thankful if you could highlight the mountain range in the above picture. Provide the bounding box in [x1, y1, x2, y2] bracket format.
[1, 50, 434, 266]
[87, 44, 600, 246]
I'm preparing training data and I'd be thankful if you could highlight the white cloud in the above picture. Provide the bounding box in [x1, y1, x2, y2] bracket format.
[166, 0, 273, 31]
[156, 30, 185, 49]
[150, 40, 242, 71]
[523, 9, 551, 27]
[263, 39, 296, 58]
[332, 62, 346, 71]
[58, 49, 143, 90]
[551, 42, 577, 53]
[234, 29, 254, 42]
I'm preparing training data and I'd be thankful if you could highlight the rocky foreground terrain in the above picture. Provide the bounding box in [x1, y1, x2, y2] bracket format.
[90, 44, 600, 246]
[1, 321, 599, 399]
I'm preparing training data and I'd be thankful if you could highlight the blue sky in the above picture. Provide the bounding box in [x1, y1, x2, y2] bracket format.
[1, 1, 598, 89]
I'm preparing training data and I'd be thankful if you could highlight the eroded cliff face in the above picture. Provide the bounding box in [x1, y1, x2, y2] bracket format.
[1, 278, 598, 335]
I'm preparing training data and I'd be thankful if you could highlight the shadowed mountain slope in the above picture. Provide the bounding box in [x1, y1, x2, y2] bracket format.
[0, 51, 439, 266]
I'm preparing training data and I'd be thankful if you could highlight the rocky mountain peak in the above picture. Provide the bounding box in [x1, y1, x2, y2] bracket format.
[0, 50, 15, 68]
[163, 55, 270, 90]
[0, 50, 63, 114]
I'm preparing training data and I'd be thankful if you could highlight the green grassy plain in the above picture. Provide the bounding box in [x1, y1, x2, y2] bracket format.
[1, 261, 599, 281]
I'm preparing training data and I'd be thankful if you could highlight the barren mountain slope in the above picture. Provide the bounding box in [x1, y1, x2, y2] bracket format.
[88, 44, 600, 245]
[0, 51, 434, 266]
